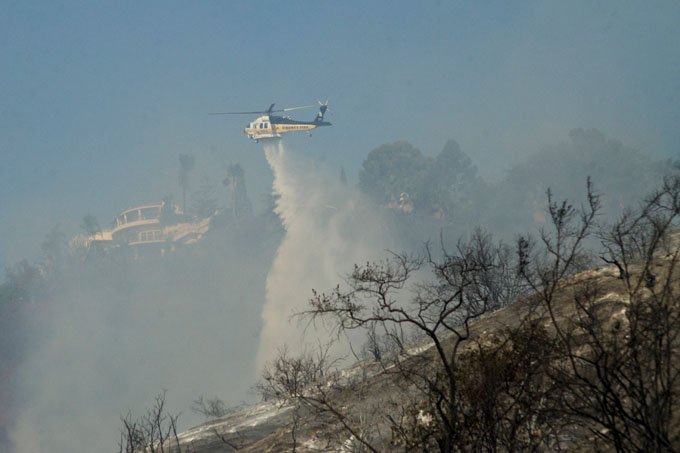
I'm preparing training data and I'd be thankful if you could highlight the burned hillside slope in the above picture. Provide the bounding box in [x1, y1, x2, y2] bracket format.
[171, 252, 680, 452]
[141, 177, 680, 452]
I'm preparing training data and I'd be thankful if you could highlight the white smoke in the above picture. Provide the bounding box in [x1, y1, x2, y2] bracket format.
[9, 230, 269, 451]
[257, 142, 392, 370]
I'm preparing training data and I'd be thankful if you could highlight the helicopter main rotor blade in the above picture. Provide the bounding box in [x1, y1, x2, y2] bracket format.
[280, 105, 315, 112]
[209, 104, 315, 115]
[208, 111, 265, 115]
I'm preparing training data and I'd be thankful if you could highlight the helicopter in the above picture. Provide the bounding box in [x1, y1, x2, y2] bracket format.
[210, 101, 331, 142]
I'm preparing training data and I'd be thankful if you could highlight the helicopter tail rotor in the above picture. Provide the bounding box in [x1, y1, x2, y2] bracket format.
[315, 100, 330, 122]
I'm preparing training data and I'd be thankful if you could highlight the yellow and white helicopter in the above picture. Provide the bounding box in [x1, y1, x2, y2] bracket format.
[211, 101, 331, 142]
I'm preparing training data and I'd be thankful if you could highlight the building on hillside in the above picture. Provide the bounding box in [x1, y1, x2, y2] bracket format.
[83, 201, 211, 257]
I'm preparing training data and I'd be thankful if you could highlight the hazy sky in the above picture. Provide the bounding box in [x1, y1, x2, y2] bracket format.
[2, 1, 679, 268]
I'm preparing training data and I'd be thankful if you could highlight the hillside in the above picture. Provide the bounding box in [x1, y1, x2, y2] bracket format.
[167, 252, 679, 452]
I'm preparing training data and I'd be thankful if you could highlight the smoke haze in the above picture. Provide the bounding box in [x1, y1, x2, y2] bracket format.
[9, 220, 275, 451]
[1, 2, 680, 452]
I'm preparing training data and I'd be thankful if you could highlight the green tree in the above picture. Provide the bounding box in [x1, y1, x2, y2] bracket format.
[487, 128, 667, 231]
[80, 213, 101, 236]
[359, 141, 431, 207]
[41, 225, 66, 274]
[421, 140, 481, 217]
[0, 260, 42, 304]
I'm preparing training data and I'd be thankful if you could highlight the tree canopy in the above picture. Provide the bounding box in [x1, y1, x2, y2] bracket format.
[359, 141, 430, 206]
[359, 140, 480, 217]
